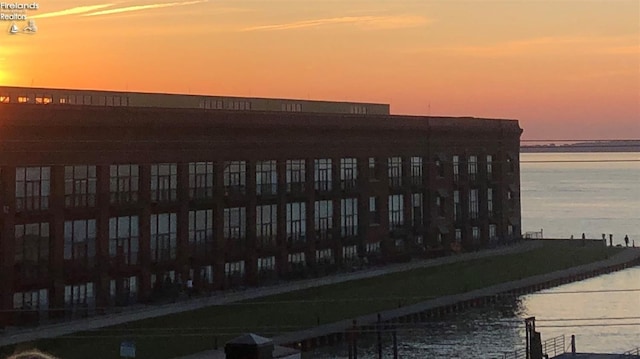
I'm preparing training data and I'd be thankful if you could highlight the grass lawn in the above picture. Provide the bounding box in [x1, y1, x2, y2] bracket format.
[2, 242, 623, 359]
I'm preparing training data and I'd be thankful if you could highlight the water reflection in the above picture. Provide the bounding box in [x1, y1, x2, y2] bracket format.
[310, 267, 640, 358]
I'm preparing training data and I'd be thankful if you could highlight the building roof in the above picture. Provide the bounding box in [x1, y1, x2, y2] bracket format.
[0, 85, 390, 115]
[0, 86, 522, 138]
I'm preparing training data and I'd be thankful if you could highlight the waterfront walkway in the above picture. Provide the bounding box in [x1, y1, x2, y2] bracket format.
[176, 247, 640, 359]
[1, 241, 542, 347]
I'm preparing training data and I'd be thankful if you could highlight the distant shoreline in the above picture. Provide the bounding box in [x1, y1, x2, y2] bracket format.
[521, 140, 640, 153]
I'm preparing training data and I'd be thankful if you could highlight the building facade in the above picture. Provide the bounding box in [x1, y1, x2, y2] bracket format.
[0, 86, 522, 327]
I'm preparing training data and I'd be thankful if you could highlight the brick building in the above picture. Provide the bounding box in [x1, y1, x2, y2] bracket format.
[0, 86, 522, 327]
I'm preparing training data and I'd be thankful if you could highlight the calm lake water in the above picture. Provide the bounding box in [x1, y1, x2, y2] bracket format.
[521, 152, 640, 245]
[311, 152, 640, 358]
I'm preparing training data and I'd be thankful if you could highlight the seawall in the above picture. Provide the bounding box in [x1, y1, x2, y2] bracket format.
[272, 247, 640, 352]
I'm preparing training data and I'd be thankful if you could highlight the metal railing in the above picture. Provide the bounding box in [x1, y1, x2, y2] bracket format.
[524, 229, 544, 239]
[503, 335, 565, 359]
[542, 335, 565, 357]
[623, 347, 640, 356]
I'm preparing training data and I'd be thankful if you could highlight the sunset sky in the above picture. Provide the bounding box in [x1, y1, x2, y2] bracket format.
[1, 0, 638, 140]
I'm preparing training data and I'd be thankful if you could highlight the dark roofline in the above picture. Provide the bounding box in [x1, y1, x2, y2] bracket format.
[0, 102, 522, 135]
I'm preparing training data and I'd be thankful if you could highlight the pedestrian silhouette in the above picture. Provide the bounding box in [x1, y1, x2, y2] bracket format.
[625, 235, 629, 247]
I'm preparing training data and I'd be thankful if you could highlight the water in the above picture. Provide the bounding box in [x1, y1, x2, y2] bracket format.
[311, 268, 640, 358]
[521, 152, 640, 245]
[311, 152, 640, 358]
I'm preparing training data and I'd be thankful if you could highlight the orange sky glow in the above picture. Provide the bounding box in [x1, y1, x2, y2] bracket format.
[1, 0, 638, 140]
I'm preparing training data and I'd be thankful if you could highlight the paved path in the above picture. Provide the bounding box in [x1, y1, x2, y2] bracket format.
[0, 241, 541, 347]
[175, 247, 640, 359]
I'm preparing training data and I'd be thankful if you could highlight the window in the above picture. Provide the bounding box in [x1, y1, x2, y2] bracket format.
[64, 219, 96, 266]
[508, 224, 514, 237]
[150, 213, 177, 262]
[507, 155, 516, 173]
[106, 96, 119, 106]
[282, 103, 302, 112]
[16, 166, 50, 211]
[412, 193, 423, 226]
[64, 283, 95, 310]
[369, 197, 380, 225]
[228, 101, 251, 110]
[436, 195, 445, 217]
[341, 198, 358, 237]
[368, 157, 380, 180]
[192, 265, 214, 285]
[110, 164, 139, 205]
[13, 289, 48, 311]
[453, 190, 461, 221]
[469, 189, 479, 219]
[64, 165, 96, 208]
[286, 160, 306, 193]
[151, 163, 177, 202]
[224, 261, 245, 278]
[110, 276, 137, 303]
[388, 194, 404, 230]
[224, 207, 246, 240]
[366, 241, 380, 253]
[487, 155, 493, 180]
[189, 162, 214, 199]
[18, 96, 29, 103]
[489, 224, 497, 242]
[388, 157, 402, 187]
[224, 161, 246, 194]
[0, 95, 10, 103]
[315, 200, 332, 241]
[286, 202, 306, 243]
[472, 226, 480, 242]
[468, 155, 478, 181]
[109, 216, 139, 265]
[314, 159, 332, 191]
[340, 158, 357, 190]
[258, 256, 276, 271]
[256, 204, 277, 246]
[35, 95, 52, 104]
[15, 223, 49, 265]
[453, 155, 460, 182]
[316, 249, 333, 264]
[435, 158, 444, 177]
[288, 252, 305, 264]
[455, 229, 462, 243]
[189, 210, 214, 257]
[487, 188, 494, 217]
[208, 99, 224, 109]
[350, 105, 367, 114]
[410, 157, 423, 186]
[343, 245, 358, 260]
[256, 160, 277, 195]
